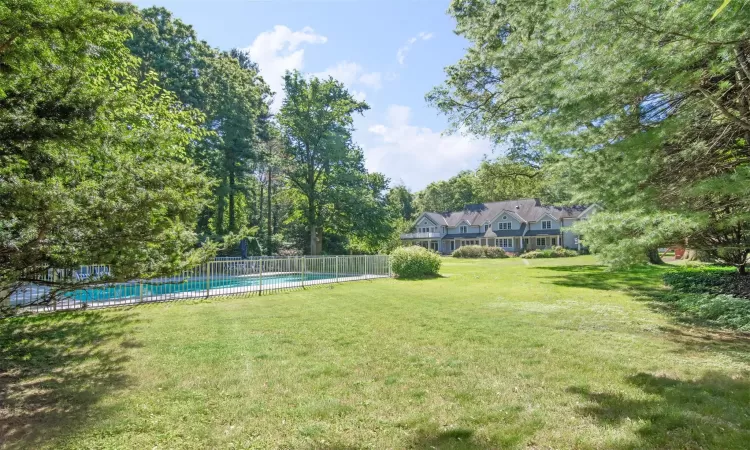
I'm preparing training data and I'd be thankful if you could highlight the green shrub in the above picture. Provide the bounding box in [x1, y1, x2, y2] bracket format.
[663, 266, 747, 298]
[452, 245, 485, 258]
[672, 293, 750, 331]
[520, 246, 578, 259]
[661, 267, 750, 331]
[520, 250, 544, 259]
[483, 247, 508, 259]
[391, 246, 441, 278]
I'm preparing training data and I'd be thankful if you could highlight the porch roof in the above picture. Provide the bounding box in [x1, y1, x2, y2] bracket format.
[482, 223, 527, 237]
[442, 233, 483, 239]
[524, 230, 563, 236]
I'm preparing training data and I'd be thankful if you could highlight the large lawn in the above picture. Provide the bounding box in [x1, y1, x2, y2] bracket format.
[2, 256, 750, 449]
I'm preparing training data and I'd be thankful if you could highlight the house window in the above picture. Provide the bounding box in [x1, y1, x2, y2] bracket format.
[460, 225, 467, 233]
[542, 220, 552, 230]
[451, 241, 455, 251]
[551, 237, 557, 246]
[484, 224, 489, 232]
[502, 215, 507, 220]
[496, 238, 512, 248]
[536, 237, 546, 247]
[523, 238, 529, 247]
[496, 222, 512, 230]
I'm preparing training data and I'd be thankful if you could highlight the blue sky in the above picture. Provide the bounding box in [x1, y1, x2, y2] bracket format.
[129, 0, 496, 190]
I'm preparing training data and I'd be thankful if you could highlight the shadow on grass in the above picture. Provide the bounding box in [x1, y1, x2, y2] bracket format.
[409, 427, 493, 449]
[394, 274, 447, 281]
[534, 263, 750, 366]
[0, 310, 138, 448]
[568, 372, 750, 449]
[532, 264, 670, 297]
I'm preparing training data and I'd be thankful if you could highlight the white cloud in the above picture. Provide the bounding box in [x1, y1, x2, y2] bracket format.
[362, 105, 493, 190]
[358, 72, 382, 89]
[312, 61, 383, 99]
[245, 25, 327, 109]
[397, 31, 434, 65]
[351, 90, 367, 102]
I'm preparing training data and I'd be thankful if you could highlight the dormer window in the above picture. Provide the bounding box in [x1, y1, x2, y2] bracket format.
[502, 215, 507, 220]
[484, 224, 489, 232]
[460, 225, 468, 234]
[542, 220, 552, 230]
[496, 222, 512, 230]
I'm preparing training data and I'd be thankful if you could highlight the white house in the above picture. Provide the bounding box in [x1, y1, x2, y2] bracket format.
[400, 198, 598, 254]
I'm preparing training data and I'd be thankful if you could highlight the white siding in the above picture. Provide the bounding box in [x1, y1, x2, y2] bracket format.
[561, 218, 577, 249]
[529, 216, 560, 231]
[492, 213, 521, 231]
[447, 224, 480, 234]
[416, 217, 439, 233]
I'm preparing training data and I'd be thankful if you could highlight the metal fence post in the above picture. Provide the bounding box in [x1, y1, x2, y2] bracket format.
[206, 262, 211, 298]
[335, 256, 339, 283]
[139, 280, 144, 303]
[52, 269, 58, 311]
[302, 257, 306, 288]
[259, 259, 263, 296]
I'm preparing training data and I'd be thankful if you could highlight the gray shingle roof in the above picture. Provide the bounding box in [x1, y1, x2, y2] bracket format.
[420, 199, 588, 227]
[482, 223, 527, 237]
[441, 233, 483, 239]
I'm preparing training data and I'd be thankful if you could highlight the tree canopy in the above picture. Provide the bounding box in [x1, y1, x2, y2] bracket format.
[278, 71, 392, 254]
[430, 0, 750, 272]
[1, 0, 213, 304]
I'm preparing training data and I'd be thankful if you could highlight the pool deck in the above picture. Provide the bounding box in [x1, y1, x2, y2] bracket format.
[14, 273, 388, 313]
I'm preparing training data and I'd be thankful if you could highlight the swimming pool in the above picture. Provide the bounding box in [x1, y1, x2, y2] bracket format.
[62, 272, 337, 303]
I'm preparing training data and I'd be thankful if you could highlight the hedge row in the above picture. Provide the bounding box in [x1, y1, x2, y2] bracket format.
[451, 245, 508, 259]
[519, 247, 578, 259]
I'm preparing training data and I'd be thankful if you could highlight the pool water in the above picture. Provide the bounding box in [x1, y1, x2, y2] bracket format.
[63, 273, 337, 303]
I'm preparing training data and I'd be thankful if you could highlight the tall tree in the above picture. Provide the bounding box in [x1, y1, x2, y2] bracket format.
[118, 6, 272, 238]
[430, 0, 750, 272]
[277, 71, 370, 254]
[414, 171, 479, 213]
[386, 185, 415, 221]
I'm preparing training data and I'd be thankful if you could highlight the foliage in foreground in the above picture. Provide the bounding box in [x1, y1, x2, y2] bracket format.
[520, 247, 578, 259]
[452, 245, 508, 259]
[573, 211, 695, 268]
[0, 0, 214, 306]
[430, 0, 750, 273]
[663, 266, 750, 331]
[390, 246, 441, 278]
[664, 267, 750, 300]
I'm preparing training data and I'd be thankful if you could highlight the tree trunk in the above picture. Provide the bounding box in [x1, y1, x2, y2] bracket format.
[228, 171, 236, 232]
[267, 167, 272, 256]
[308, 195, 317, 255]
[739, 249, 749, 275]
[309, 226, 317, 255]
[647, 248, 664, 265]
[258, 182, 264, 240]
[216, 179, 226, 235]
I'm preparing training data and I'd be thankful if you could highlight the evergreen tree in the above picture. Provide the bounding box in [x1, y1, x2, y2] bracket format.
[1, 0, 212, 305]
[430, 0, 750, 272]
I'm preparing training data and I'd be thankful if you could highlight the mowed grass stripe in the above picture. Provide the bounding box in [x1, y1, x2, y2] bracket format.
[2, 256, 749, 449]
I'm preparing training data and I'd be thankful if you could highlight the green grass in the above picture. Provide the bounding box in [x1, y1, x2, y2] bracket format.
[2, 256, 750, 449]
